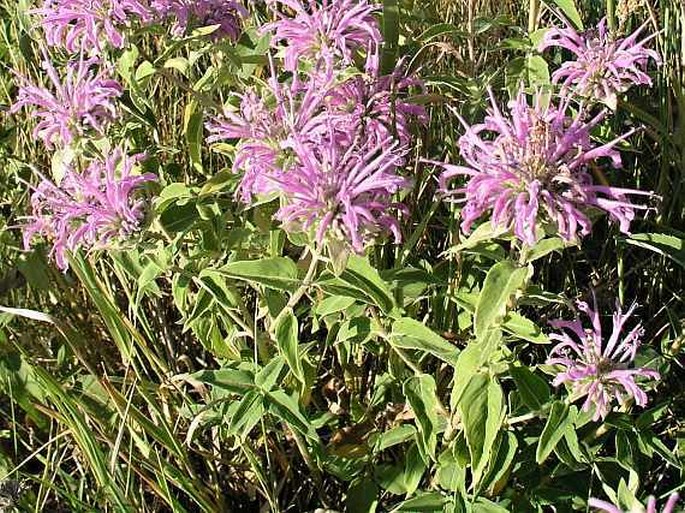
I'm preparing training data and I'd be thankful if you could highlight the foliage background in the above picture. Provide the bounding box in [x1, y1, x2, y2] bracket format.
[0, 0, 684, 511]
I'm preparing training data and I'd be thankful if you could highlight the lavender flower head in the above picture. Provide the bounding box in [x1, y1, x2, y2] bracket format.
[539, 18, 660, 109]
[12, 54, 122, 149]
[590, 493, 680, 513]
[275, 131, 409, 253]
[33, 0, 152, 53]
[23, 149, 156, 270]
[323, 66, 428, 147]
[438, 89, 652, 245]
[151, 0, 247, 40]
[262, 0, 382, 74]
[206, 73, 333, 202]
[546, 292, 659, 421]
[207, 65, 425, 203]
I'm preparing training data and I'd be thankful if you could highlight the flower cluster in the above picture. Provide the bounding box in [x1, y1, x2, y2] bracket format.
[275, 131, 409, 253]
[540, 18, 660, 108]
[34, 0, 247, 53]
[208, 0, 425, 255]
[546, 292, 659, 421]
[438, 89, 650, 245]
[11, 54, 122, 149]
[262, 0, 381, 74]
[151, 0, 247, 40]
[23, 150, 156, 270]
[590, 493, 680, 513]
[15, 1, 166, 270]
[34, 0, 152, 52]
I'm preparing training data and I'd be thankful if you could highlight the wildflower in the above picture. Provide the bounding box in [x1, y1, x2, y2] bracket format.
[23, 149, 156, 270]
[11, 54, 122, 149]
[438, 89, 652, 245]
[275, 131, 409, 253]
[207, 64, 424, 202]
[539, 18, 660, 108]
[589, 493, 680, 513]
[33, 0, 152, 53]
[546, 292, 660, 421]
[323, 65, 427, 147]
[206, 73, 332, 202]
[262, 0, 382, 74]
[151, 0, 247, 40]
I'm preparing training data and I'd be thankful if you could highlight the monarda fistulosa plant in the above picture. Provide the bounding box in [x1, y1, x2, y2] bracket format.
[0, 0, 681, 512]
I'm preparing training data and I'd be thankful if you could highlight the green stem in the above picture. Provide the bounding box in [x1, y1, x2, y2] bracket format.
[269, 250, 320, 336]
[606, 0, 617, 34]
[528, 0, 540, 34]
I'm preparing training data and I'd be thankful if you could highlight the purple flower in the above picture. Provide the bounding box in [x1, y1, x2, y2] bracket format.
[207, 65, 425, 203]
[590, 493, 680, 513]
[23, 149, 156, 270]
[262, 0, 382, 74]
[33, 0, 152, 53]
[206, 73, 332, 202]
[275, 132, 409, 253]
[151, 0, 247, 40]
[323, 65, 427, 147]
[11, 53, 122, 149]
[539, 18, 660, 108]
[438, 89, 652, 245]
[546, 292, 660, 421]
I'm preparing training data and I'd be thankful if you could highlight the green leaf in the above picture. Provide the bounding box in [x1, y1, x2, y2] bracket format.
[548, 0, 583, 29]
[342, 256, 396, 313]
[390, 318, 460, 366]
[346, 479, 378, 513]
[274, 312, 305, 384]
[255, 357, 285, 391]
[475, 260, 529, 337]
[526, 54, 550, 86]
[522, 237, 567, 263]
[404, 374, 439, 462]
[195, 270, 239, 310]
[417, 23, 463, 43]
[375, 425, 417, 452]
[184, 100, 204, 173]
[314, 295, 356, 317]
[199, 170, 236, 196]
[214, 257, 300, 292]
[318, 256, 395, 313]
[391, 492, 447, 512]
[473, 498, 510, 513]
[459, 374, 505, 486]
[536, 401, 574, 463]
[228, 390, 264, 438]
[156, 182, 193, 208]
[163, 56, 190, 76]
[449, 222, 509, 253]
[560, 416, 586, 465]
[159, 202, 198, 234]
[481, 431, 518, 495]
[135, 60, 156, 81]
[451, 329, 502, 409]
[626, 233, 685, 269]
[191, 368, 254, 394]
[337, 317, 371, 344]
[374, 443, 426, 495]
[510, 366, 551, 411]
[117, 46, 140, 85]
[436, 446, 466, 494]
[502, 312, 549, 343]
[266, 389, 315, 439]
